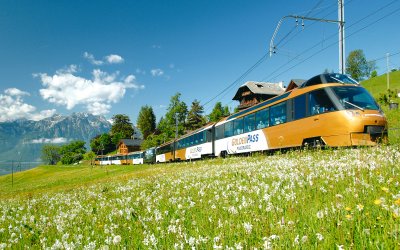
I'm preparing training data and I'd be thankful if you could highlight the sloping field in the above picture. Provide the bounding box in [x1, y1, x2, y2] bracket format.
[361, 70, 400, 98]
[0, 146, 399, 249]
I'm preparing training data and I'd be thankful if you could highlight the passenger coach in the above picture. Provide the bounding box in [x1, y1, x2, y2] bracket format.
[214, 73, 387, 156]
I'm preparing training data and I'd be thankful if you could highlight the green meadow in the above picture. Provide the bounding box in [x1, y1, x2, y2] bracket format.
[1, 147, 399, 249]
[0, 72, 399, 249]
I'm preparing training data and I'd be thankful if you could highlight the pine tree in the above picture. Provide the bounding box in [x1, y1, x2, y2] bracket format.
[137, 105, 156, 140]
[186, 100, 206, 131]
[208, 102, 226, 122]
[110, 114, 134, 140]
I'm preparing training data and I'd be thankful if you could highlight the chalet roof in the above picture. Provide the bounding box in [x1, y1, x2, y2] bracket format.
[119, 139, 142, 147]
[285, 79, 306, 92]
[233, 81, 285, 100]
[290, 79, 306, 86]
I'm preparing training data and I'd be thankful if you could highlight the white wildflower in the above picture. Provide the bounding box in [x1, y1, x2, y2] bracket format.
[112, 235, 121, 245]
[243, 222, 252, 234]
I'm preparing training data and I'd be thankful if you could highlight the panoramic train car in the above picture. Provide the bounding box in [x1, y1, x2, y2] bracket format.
[156, 141, 175, 163]
[174, 123, 215, 161]
[126, 151, 144, 165]
[214, 73, 387, 156]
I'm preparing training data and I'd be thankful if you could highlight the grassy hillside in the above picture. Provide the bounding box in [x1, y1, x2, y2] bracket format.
[360, 71, 400, 144]
[0, 146, 400, 248]
[361, 70, 400, 98]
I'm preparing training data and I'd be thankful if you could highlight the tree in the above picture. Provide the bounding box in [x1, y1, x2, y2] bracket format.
[370, 70, 378, 78]
[158, 93, 188, 141]
[186, 100, 206, 131]
[223, 106, 231, 117]
[346, 49, 376, 81]
[90, 133, 114, 155]
[84, 151, 96, 165]
[137, 105, 156, 140]
[41, 144, 61, 165]
[60, 140, 86, 165]
[208, 102, 230, 122]
[110, 114, 134, 139]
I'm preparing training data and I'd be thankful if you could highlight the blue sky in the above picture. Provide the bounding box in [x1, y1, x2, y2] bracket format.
[0, 0, 399, 124]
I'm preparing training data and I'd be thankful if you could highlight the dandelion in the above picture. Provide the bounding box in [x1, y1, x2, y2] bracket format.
[345, 207, 351, 211]
[381, 187, 389, 193]
[345, 214, 352, 220]
[356, 204, 364, 211]
[395, 198, 400, 206]
[301, 235, 308, 243]
[374, 199, 382, 205]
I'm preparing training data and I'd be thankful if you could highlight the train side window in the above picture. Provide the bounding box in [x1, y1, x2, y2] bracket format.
[255, 108, 269, 129]
[224, 122, 233, 137]
[216, 125, 224, 140]
[244, 113, 256, 133]
[309, 89, 337, 115]
[233, 118, 244, 135]
[270, 102, 287, 126]
[207, 129, 212, 142]
[294, 95, 307, 120]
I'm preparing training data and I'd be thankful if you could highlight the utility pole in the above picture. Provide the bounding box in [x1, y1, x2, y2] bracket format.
[387, 53, 390, 90]
[270, 1, 345, 74]
[338, 0, 345, 74]
[11, 160, 14, 188]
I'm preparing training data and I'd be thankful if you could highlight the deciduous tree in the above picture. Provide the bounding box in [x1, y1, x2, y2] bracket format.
[41, 144, 61, 165]
[346, 49, 376, 81]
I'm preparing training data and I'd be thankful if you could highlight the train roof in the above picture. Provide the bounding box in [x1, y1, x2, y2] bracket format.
[222, 73, 359, 122]
[300, 73, 359, 88]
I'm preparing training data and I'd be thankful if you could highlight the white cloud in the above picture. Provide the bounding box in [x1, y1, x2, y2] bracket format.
[4, 88, 30, 96]
[151, 68, 164, 77]
[86, 102, 112, 116]
[83, 52, 104, 65]
[36, 67, 144, 115]
[105, 54, 124, 64]
[30, 137, 68, 144]
[135, 68, 146, 75]
[0, 88, 56, 122]
[84, 52, 125, 65]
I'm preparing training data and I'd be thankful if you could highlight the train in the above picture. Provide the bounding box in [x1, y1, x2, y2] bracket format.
[95, 73, 388, 165]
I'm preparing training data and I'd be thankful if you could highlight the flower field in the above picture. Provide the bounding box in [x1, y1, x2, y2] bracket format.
[0, 146, 399, 249]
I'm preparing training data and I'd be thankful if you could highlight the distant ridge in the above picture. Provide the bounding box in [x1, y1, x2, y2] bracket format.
[0, 112, 111, 173]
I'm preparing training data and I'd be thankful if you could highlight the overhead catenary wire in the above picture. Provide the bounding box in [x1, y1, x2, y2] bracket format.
[263, 0, 400, 82]
[201, 0, 357, 110]
[201, 53, 269, 109]
[201, 0, 398, 111]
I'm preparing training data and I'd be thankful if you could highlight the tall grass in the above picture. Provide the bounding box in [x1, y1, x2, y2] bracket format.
[0, 146, 399, 249]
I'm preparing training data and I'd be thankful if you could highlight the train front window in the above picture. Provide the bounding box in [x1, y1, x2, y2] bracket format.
[309, 89, 337, 115]
[332, 86, 379, 111]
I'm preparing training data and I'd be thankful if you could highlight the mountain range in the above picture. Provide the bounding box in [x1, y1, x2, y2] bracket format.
[0, 113, 111, 175]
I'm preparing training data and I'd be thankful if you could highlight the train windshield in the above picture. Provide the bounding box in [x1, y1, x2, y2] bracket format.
[302, 73, 358, 87]
[331, 86, 380, 111]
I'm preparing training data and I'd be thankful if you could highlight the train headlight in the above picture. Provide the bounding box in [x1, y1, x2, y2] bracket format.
[346, 110, 361, 117]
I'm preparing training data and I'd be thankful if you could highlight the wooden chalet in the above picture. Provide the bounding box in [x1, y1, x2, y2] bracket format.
[117, 139, 142, 154]
[233, 81, 285, 110]
[285, 79, 306, 92]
